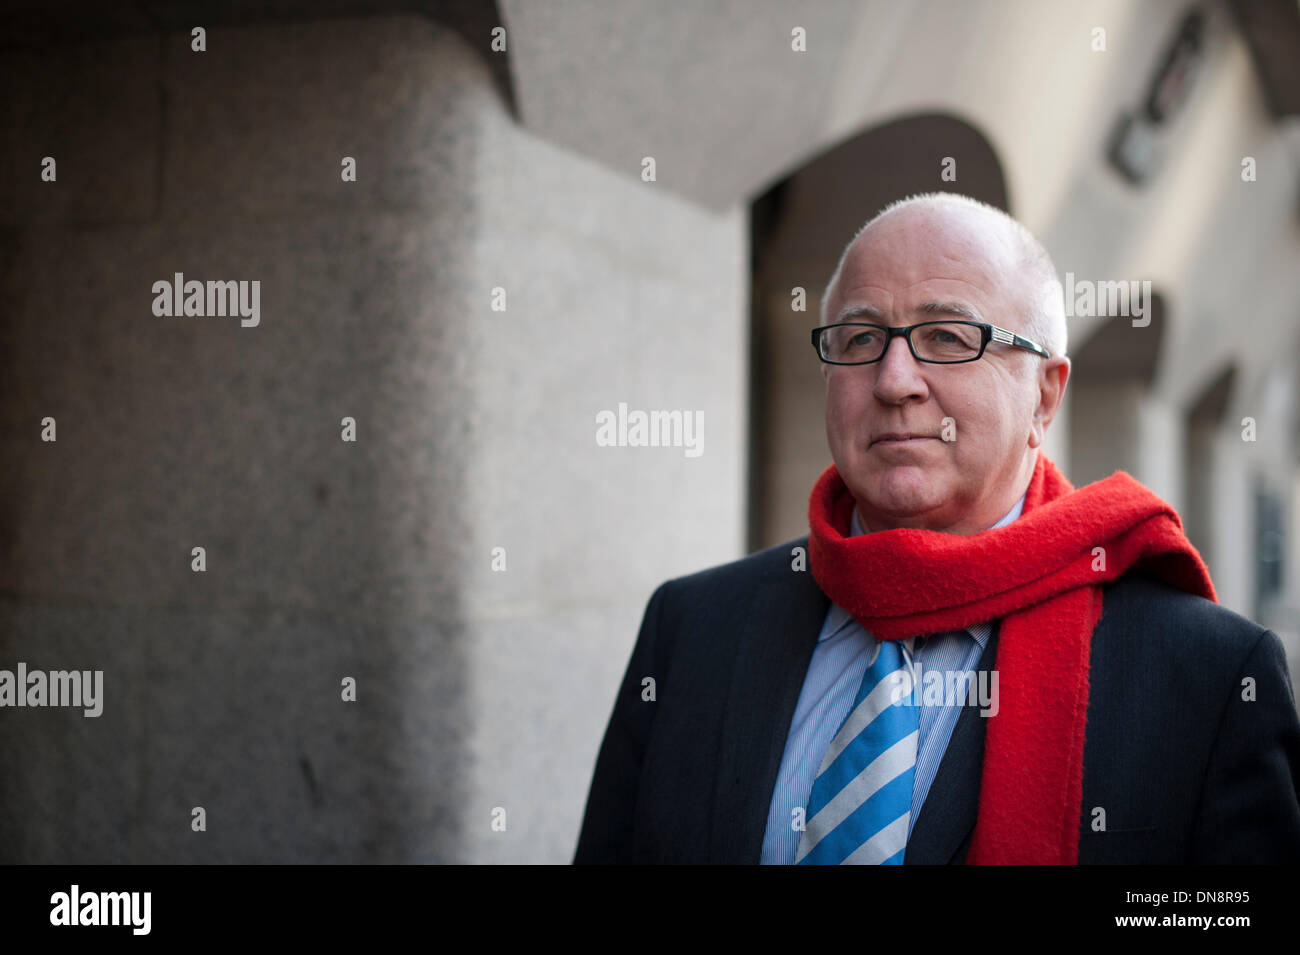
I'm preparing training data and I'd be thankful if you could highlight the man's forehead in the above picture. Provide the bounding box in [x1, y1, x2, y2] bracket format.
[831, 212, 1019, 312]
[830, 272, 1003, 320]
[848, 220, 1011, 278]
[833, 296, 986, 322]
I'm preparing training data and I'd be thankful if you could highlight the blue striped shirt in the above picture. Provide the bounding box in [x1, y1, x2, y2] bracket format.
[760, 494, 1025, 865]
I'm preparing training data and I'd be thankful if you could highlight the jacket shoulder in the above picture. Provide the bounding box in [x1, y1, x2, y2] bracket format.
[1099, 571, 1270, 660]
[659, 536, 813, 602]
[1083, 571, 1300, 863]
[642, 536, 824, 652]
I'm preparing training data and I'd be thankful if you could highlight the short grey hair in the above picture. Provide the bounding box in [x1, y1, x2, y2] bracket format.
[818, 192, 1067, 358]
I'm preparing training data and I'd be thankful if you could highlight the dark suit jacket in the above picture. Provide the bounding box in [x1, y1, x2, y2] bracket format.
[574, 536, 1300, 863]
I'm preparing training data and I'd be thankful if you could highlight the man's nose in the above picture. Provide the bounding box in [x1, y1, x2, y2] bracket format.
[872, 334, 929, 404]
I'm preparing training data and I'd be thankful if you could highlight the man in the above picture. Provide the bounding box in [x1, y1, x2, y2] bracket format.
[574, 193, 1300, 864]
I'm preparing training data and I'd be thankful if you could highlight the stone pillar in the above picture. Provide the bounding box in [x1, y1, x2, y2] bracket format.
[1, 14, 746, 863]
[1043, 384, 1071, 478]
[1068, 380, 1145, 488]
[1136, 397, 1184, 513]
[1208, 428, 1254, 616]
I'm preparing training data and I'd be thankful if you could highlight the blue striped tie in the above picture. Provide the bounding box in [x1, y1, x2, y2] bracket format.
[795, 637, 920, 865]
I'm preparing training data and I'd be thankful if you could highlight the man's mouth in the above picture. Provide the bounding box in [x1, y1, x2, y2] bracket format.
[870, 432, 934, 447]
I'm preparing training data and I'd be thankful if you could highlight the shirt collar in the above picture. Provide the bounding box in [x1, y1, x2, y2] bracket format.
[820, 492, 1027, 644]
[848, 493, 1025, 537]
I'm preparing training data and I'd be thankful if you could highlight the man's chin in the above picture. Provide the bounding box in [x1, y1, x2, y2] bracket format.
[848, 471, 948, 528]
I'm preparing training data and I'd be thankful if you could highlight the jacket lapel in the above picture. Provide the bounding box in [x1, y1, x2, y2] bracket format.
[905, 623, 1002, 864]
[710, 538, 828, 863]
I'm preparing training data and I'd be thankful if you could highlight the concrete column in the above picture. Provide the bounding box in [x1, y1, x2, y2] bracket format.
[1043, 383, 1071, 478]
[1, 15, 746, 863]
[1136, 397, 1184, 513]
[1208, 429, 1254, 616]
[1068, 380, 1144, 488]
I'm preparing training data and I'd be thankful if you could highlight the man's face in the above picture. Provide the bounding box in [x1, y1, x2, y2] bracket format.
[821, 205, 1068, 535]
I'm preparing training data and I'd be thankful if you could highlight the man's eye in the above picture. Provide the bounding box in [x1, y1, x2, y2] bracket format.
[850, 331, 879, 346]
[921, 326, 975, 345]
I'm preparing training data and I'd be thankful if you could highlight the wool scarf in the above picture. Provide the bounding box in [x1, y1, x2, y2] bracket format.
[807, 451, 1216, 864]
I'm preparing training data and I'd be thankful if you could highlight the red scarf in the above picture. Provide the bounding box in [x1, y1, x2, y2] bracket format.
[807, 451, 1215, 864]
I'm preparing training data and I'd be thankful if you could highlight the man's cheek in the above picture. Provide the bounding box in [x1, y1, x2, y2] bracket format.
[826, 401, 855, 442]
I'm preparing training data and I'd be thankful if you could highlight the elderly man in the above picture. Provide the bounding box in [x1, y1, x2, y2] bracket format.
[574, 193, 1300, 864]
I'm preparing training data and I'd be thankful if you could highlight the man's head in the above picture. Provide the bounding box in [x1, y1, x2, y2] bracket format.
[818, 193, 1070, 536]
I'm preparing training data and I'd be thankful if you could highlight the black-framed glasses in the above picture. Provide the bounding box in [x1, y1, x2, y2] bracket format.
[811, 320, 1051, 365]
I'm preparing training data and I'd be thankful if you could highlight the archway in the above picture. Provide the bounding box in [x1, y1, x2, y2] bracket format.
[748, 113, 1010, 548]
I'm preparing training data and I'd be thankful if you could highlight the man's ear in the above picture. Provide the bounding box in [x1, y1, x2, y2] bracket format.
[1028, 356, 1070, 449]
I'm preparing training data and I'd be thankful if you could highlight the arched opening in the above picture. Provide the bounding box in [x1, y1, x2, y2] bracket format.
[747, 113, 1010, 549]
